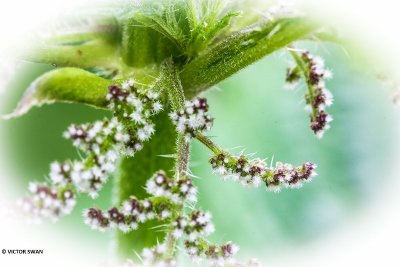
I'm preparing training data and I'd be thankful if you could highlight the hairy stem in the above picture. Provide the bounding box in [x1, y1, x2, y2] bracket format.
[195, 132, 222, 154]
[164, 135, 190, 258]
[160, 60, 191, 258]
[288, 49, 316, 116]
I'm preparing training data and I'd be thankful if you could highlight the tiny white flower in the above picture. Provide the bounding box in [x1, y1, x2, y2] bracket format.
[122, 81, 129, 89]
[172, 229, 183, 238]
[138, 213, 147, 222]
[188, 232, 197, 241]
[142, 248, 154, 260]
[156, 243, 167, 254]
[130, 111, 145, 124]
[28, 182, 38, 193]
[161, 210, 171, 219]
[180, 184, 189, 193]
[127, 79, 135, 86]
[153, 101, 163, 112]
[215, 166, 227, 175]
[204, 223, 215, 235]
[169, 112, 178, 121]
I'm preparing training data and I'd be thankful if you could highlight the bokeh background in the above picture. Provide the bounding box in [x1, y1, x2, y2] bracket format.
[2, 0, 400, 266]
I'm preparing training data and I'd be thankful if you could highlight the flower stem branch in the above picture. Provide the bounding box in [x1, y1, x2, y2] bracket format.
[288, 49, 313, 92]
[164, 135, 189, 258]
[195, 132, 222, 155]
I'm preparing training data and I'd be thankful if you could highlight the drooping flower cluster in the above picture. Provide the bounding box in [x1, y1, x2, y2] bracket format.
[83, 171, 194, 232]
[146, 171, 197, 203]
[107, 80, 163, 155]
[19, 183, 76, 222]
[169, 98, 213, 141]
[286, 50, 334, 138]
[83, 164, 240, 265]
[265, 161, 317, 192]
[83, 195, 173, 232]
[20, 80, 163, 221]
[172, 210, 214, 240]
[141, 243, 176, 267]
[170, 209, 238, 266]
[61, 121, 120, 197]
[209, 151, 317, 192]
[184, 239, 240, 267]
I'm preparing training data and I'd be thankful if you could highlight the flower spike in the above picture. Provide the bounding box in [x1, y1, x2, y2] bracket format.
[286, 49, 334, 138]
[170, 97, 214, 142]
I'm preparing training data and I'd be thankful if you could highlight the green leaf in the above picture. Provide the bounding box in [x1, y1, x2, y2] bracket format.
[3, 68, 112, 119]
[131, 0, 239, 59]
[133, 4, 187, 52]
[180, 17, 319, 97]
[3, 67, 162, 119]
[25, 38, 122, 70]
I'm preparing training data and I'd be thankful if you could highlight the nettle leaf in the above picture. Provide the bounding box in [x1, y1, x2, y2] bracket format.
[26, 38, 122, 70]
[4, 68, 112, 119]
[181, 17, 318, 97]
[4, 67, 162, 119]
[23, 10, 122, 70]
[129, 0, 240, 61]
[133, 4, 188, 51]
[185, 1, 240, 57]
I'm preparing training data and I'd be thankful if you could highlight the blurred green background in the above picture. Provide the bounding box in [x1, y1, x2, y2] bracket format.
[0, 43, 397, 262]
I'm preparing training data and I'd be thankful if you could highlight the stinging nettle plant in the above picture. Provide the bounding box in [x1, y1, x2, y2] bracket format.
[6, 0, 343, 266]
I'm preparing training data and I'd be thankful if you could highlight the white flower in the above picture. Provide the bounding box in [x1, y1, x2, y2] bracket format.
[251, 176, 262, 187]
[215, 166, 227, 175]
[161, 210, 171, 219]
[153, 101, 163, 112]
[138, 213, 147, 222]
[127, 79, 135, 86]
[169, 98, 213, 141]
[122, 81, 130, 89]
[156, 244, 167, 254]
[137, 128, 151, 141]
[142, 248, 154, 260]
[130, 111, 144, 124]
[188, 232, 197, 241]
[172, 229, 183, 238]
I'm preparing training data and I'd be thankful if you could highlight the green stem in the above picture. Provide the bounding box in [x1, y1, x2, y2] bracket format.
[159, 60, 190, 258]
[289, 48, 318, 118]
[195, 132, 222, 155]
[288, 49, 316, 117]
[175, 136, 190, 176]
[288, 49, 311, 90]
[164, 135, 189, 258]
